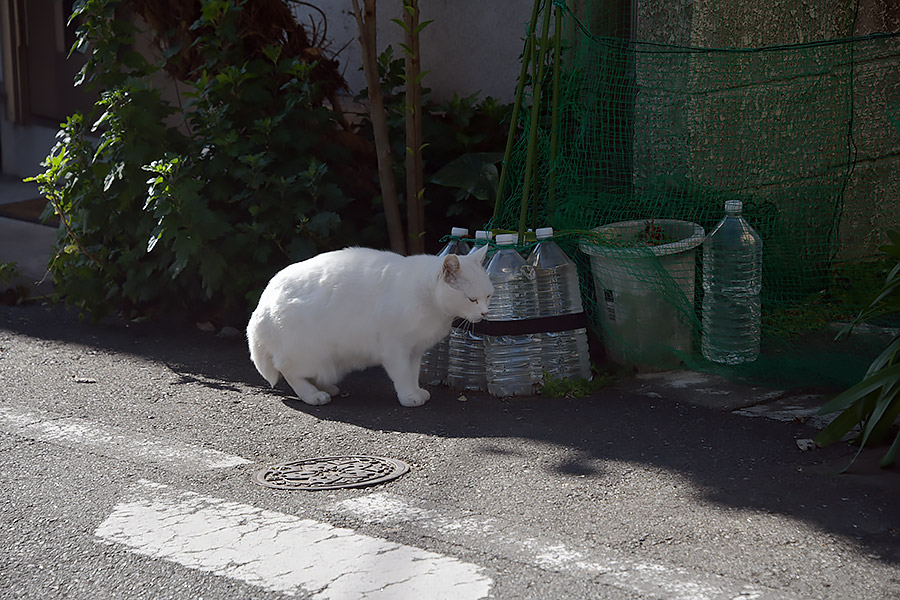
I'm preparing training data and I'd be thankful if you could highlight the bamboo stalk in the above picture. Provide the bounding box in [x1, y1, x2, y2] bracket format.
[351, 0, 406, 255]
[547, 3, 563, 219]
[517, 1, 554, 243]
[403, 0, 425, 254]
[529, 33, 542, 233]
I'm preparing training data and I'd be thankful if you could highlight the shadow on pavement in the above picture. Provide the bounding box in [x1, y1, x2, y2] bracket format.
[2, 301, 899, 569]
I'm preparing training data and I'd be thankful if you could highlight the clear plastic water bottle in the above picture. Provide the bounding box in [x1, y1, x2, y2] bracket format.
[446, 231, 493, 391]
[438, 227, 471, 257]
[528, 227, 590, 381]
[421, 227, 471, 386]
[471, 230, 494, 266]
[447, 326, 487, 391]
[701, 200, 763, 364]
[482, 233, 541, 396]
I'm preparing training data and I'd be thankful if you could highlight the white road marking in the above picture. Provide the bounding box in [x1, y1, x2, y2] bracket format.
[0, 405, 250, 470]
[331, 492, 792, 600]
[96, 480, 493, 599]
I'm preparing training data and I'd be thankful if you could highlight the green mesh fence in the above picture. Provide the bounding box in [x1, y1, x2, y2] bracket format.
[489, 0, 900, 388]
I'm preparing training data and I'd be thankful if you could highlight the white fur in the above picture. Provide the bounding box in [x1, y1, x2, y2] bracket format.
[247, 245, 493, 407]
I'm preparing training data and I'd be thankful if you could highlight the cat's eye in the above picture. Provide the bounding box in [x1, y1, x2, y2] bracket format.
[468, 297, 478, 303]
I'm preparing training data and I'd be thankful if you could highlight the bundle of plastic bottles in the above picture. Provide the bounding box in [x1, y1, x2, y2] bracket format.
[423, 227, 591, 397]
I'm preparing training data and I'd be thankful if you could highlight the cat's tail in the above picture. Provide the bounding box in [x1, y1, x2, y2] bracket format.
[247, 328, 281, 387]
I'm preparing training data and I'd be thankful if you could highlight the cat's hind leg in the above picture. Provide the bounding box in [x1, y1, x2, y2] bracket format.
[282, 371, 332, 405]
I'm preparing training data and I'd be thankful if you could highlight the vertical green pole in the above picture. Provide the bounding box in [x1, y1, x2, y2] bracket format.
[547, 4, 563, 220]
[493, 0, 542, 224]
[518, 0, 553, 243]
[529, 32, 542, 233]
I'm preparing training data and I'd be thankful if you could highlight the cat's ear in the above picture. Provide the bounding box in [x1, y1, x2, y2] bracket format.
[467, 244, 489, 264]
[442, 254, 461, 286]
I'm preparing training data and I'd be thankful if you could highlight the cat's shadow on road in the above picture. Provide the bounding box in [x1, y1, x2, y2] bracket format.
[3, 302, 898, 567]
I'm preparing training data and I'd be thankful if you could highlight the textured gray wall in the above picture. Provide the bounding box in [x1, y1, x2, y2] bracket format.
[631, 0, 899, 260]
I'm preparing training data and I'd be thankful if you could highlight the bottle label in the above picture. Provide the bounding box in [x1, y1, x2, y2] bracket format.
[472, 312, 588, 336]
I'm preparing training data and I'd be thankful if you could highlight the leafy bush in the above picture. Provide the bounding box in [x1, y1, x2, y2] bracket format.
[30, 1, 516, 321]
[30, 0, 363, 322]
[816, 230, 900, 469]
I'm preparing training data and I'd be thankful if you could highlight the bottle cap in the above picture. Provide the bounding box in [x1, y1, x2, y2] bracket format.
[474, 230, 491, 240]
[450, 227, 469, 238]
[535, 227, 554, 240]
[725, 200, 742, 214]
[495, 233, 518, 246]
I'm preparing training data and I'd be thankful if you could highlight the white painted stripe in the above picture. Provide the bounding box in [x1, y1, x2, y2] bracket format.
[96, 480, 493, 599]
[331, 492, 792, 600]
[0, 406, 250, 470]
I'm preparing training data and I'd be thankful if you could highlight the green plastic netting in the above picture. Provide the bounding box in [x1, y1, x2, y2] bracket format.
[489, 0, 900, 388]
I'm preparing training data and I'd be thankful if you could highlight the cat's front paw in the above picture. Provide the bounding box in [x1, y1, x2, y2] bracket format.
[398, 388, 430, 407]
[318, 383, 341, 396]
[300, 391, 332, 406]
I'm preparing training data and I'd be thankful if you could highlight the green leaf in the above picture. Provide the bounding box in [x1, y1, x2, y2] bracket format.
[414, 19, 435, 34]
[306, 211, 340, 236]
[815, 400, 867, 446]
[864, 381, 900, 445]
[818, 363, 900, 416]
[865, 334, 900, 377]
[855, 381, 900, 450]
[880, 429, 900, 467]
[430, 152, 504, 202]
[199, 253, 227, 296]
[146, 230, 163, 253]
[103, 162, 124, 192]
[390, 18, 410, 33]
[262, 45, 282, 64]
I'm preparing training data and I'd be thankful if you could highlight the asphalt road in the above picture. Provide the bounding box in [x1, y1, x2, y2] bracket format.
[1, 302, 898, 599]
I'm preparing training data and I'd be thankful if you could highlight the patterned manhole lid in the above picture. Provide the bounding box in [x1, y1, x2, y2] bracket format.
[253, 455, 410, 491]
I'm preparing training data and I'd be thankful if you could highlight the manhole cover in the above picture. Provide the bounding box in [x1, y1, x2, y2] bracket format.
[253, 455, 410, 491]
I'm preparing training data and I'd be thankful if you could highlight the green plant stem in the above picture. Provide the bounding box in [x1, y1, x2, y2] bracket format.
[518, 1, 554, 242]
[547, 5, 563, 219]
[352, 0, 406, 255]
[403, 0, 425, 254]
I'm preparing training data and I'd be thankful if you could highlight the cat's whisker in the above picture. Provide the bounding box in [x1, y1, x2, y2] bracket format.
[460, 319, 474, 334]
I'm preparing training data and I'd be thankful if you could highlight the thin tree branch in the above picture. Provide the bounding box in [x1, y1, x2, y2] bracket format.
[351, 0, 406, 254]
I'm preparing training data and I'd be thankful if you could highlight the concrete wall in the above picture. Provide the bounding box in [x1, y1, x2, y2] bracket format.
[631, 0, 900, 262]
[292, 1, 535, 103]
[842, 2, 900, 259]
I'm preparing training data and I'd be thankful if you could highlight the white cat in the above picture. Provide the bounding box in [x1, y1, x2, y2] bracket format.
[247, 245, 493, 407]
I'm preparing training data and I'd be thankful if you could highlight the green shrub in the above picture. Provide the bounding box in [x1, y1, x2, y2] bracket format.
[30, 0, 360, 322]
[30, 1, 516, 321]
